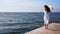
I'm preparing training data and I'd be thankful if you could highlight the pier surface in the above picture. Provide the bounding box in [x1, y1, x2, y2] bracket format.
[25, 23, 60, 34]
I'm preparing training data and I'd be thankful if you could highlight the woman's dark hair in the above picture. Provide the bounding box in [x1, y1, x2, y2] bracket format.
[44, 5, 51, 12]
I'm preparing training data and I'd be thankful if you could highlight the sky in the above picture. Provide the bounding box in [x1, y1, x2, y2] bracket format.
[0, 0, 60, 12]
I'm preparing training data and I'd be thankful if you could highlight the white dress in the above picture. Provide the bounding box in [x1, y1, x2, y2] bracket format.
[44, 11, 50, 24]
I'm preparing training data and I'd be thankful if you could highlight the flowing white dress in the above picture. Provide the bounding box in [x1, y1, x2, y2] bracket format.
[44, 11, 50, 24]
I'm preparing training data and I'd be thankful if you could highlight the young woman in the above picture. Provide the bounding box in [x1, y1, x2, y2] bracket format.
[44, 5, 51, 29]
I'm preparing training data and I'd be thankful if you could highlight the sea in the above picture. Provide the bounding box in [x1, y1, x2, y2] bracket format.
[0, 12, 60, 34]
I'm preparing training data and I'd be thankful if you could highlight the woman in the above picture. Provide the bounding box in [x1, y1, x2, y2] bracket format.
[44, 5, 51, 29]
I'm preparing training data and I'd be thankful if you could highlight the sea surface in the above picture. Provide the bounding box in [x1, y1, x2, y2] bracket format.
[0, 12, 60, 34]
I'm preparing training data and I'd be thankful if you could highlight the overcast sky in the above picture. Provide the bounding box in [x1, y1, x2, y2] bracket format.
[0, 0, 60, 12]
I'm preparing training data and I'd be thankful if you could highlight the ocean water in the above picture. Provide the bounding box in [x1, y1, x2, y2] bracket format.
[0, 12, 60, 34]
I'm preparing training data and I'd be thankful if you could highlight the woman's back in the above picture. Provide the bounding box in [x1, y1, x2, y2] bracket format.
[44, 11, 50, 20]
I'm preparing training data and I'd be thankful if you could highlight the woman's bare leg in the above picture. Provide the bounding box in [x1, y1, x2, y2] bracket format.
[46, 24, 48, 29]
[44, 24, 48, 29]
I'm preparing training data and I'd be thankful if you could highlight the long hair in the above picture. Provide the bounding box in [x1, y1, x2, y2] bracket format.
[44, 5, 51, 13]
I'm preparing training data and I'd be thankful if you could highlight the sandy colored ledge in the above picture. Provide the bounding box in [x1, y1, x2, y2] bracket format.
[25, 23, 60, 34]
